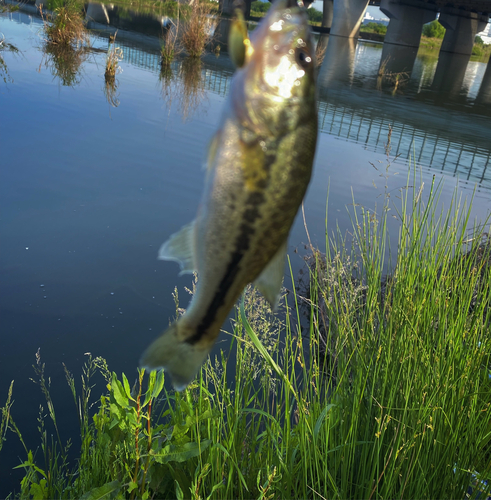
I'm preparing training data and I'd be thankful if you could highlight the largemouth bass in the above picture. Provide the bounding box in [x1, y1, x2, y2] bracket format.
[140, 0, 318, 390]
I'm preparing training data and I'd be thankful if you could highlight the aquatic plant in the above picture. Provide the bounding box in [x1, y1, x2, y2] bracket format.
[40, 0, 88, 47]
[161, 18, 181, 67]
[105, 33, 123, 80]
[1, 151, 490, 497]
[179, 0, 216, 58]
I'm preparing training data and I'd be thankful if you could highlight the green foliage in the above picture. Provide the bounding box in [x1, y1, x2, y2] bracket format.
[1, 152, 491, 498]
[42, 0, 88, 46]
[362, 22, 387, 34]
[306, 7, 322, 24]
[250, 0, 270, 14]
[472, 39, 491, 60]
[422, 20, 446, 39]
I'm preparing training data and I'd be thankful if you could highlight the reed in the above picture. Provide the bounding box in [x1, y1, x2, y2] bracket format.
[105, 34, 123, 81]
[2, 158, 490, 498]
[40, 0, 88, 47]
[179, 0, 216, 58]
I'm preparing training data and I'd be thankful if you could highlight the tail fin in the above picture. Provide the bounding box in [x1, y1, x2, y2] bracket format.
[140, 321, 211, 391]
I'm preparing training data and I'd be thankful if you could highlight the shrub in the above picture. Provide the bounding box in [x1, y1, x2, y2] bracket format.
[422, 19, 446, 39]
[362, 21, 387, 34]
[251, 0, 270, 13]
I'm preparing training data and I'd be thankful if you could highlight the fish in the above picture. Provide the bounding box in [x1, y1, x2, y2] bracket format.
[140, 0, 318, 390]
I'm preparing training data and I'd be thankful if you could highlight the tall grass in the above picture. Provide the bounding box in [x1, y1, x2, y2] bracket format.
[40, 0, 88, 47]
[1, 167, 490, 498]
[180, 0, 216, 58]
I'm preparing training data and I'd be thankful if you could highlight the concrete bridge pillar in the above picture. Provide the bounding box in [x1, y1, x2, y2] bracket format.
[431, 51, 470, 98]
[379, 43, 418, 76]
[330, 0, 369, 38]
[318, 35, 358, 87]
[380, 0, 437, 47]
[476, 57, 491, 105]
[439, 7, 488, 55]
[322, 0, 333, 29]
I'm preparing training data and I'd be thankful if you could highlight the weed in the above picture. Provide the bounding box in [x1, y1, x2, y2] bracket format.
[105, 33, 123, 81]
[161, 18, 181, 67]
[40, 0, 88, 47]
[180, 0, 216, 58]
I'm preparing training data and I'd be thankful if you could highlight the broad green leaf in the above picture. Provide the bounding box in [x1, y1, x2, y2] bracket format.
[175, 480, 184, 500]
[152, 370, 165, 400]
[30, 481, 46, 500]
[155, 439, 212, 464]
[79, 480, 121, 500]
[111, 373, 129, 408]
[127, 481, 138, 493]
[143, 370, 156, 408]
[122, 373, 133, 400]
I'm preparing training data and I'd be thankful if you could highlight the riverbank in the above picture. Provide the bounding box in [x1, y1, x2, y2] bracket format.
[2, 174, 490, 499]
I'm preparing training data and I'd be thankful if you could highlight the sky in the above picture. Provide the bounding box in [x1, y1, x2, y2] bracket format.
[310, 2, 385, 19]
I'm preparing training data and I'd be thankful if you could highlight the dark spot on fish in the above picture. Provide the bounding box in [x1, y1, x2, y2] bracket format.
[187, 191, 264, 345]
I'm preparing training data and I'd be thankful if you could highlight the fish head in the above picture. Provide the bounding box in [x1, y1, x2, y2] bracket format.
[232, 0, 317, 135]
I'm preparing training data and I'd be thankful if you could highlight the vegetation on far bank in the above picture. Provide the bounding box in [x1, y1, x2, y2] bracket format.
[1, 149, 490, 498]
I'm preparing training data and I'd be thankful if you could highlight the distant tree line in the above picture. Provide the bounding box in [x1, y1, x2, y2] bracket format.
[362, 22, 387, 34]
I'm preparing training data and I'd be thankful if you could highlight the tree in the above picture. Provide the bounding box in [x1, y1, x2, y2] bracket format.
[422, 20, 446, 39]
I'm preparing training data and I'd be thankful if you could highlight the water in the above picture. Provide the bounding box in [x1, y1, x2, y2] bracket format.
[1, 5, 490, 494]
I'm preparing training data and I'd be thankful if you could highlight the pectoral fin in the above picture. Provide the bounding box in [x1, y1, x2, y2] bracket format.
[158, 221, 197, 275]
[254, 240, 287, 311]
[229, 9, 253, 69]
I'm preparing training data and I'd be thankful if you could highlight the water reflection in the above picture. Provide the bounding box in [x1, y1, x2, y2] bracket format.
[159, 58, 207, 121]
[476, 60, 491, 105]
[41, 43, 88, 86]
[431, 51, 472, 99]
[318, 35, 357, 88]
[0, 34, 19, 84]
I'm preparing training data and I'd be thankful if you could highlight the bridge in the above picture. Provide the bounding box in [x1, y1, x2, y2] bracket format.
[82, 23, 491, 192]
[221, 0, 490, 57]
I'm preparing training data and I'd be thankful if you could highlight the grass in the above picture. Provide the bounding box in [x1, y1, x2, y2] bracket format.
[179, 0, 216, 58]
[161, 18, 181, 67]
[1, 152, 490, 498]
[40, 0, 88, 47]
[105, 34, 123, 81]
[419, 36, 490, 63]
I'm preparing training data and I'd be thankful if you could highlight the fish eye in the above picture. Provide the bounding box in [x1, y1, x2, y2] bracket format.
[295, 48, 312, 69]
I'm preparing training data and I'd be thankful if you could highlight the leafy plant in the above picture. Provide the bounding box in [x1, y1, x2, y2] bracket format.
[422, 20, 446, 39]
